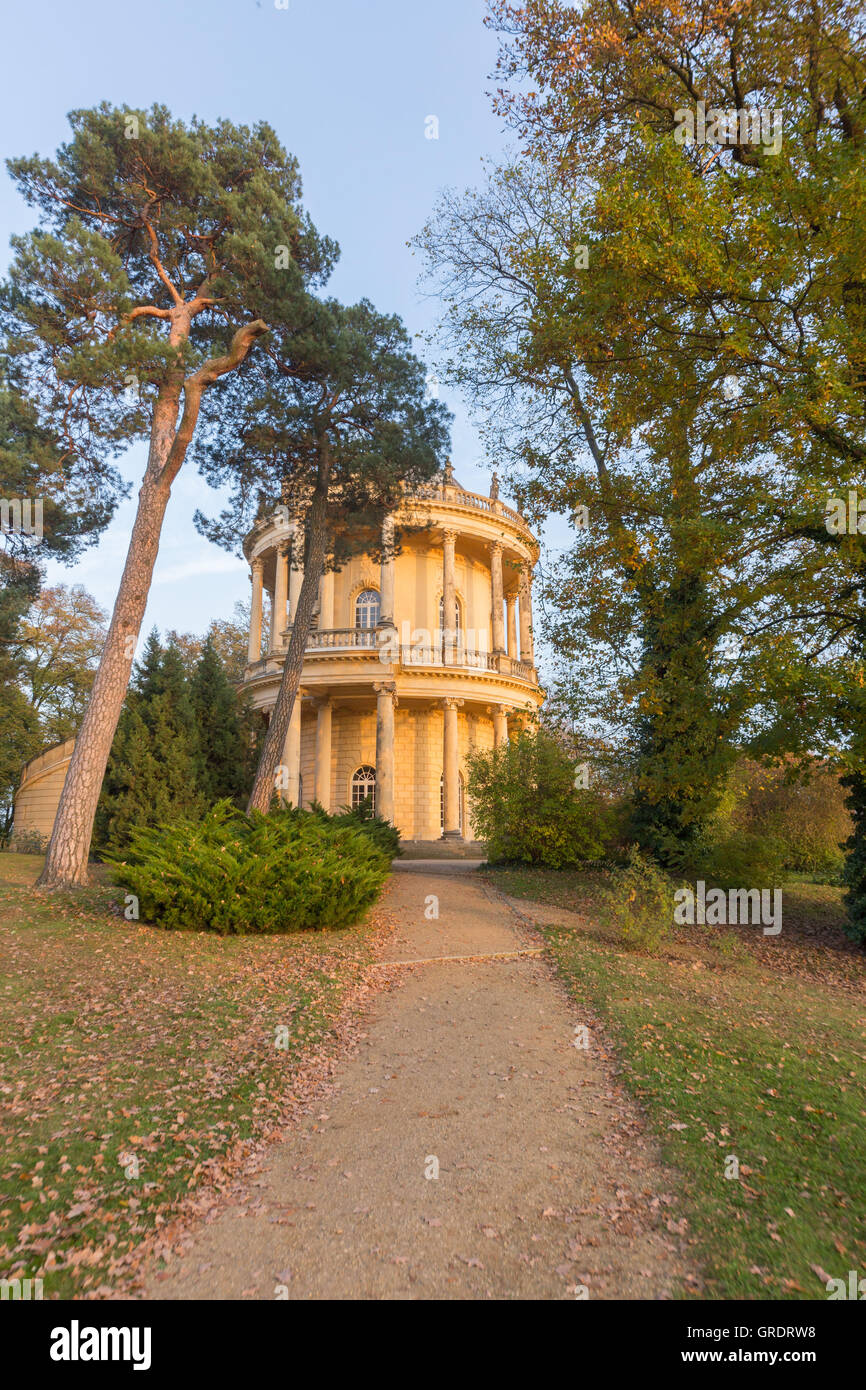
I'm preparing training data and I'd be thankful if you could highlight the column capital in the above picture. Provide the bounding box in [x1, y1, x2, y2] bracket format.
[442, 696, 464, 711]
[251, 555, 265, 574]
[490, 539, 503, 555]
[277, 539, 291, 558]
[373, 680, 398, 705]
[442, 527, 457, 544]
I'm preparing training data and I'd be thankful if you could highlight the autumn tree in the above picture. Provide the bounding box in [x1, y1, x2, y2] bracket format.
[415, 157, 809, 856]
[2, 103, 335, 886]
[194, 294, 450, 813]
[13, 584, 107, 746]
[485, 0, 866, 895]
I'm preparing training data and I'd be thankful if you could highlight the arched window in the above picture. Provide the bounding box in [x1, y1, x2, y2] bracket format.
[438, 593, 463, 636]
[351, 765, 377, 814]
[355, 589, 381, 629]
[440, 772, 465, 835]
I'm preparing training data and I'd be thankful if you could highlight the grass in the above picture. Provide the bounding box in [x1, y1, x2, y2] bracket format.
[487, 864, 866, 1300]
[0, 851, 385, 1298]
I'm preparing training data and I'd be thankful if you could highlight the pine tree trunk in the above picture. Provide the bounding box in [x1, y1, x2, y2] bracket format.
[37, 396, 180, 887]
[247, 471, 330, 815]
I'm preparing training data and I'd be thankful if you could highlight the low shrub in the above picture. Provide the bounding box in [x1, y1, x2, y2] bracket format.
[8, 827, 47, 854]
[105, 801, 390, 934]
[313, 798, 401, 860]
[701, 829, 787, 891]
[601, 846, 676, 953]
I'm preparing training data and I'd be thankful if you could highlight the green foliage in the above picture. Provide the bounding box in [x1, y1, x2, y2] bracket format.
[466, 728, 607, 867]
[189, 634, 249, 805]
[193, 290, 451, 812]
[3, 103, 336, 475]
[701, 831, 786, 894]
[483, 0, 866, 937]
[320, 799, 401, 860]
[712, 758, 851, 878]
[95, 632, 206, 851]
[601, 846, 675, 953]
[15, 584, 107, 746]
[106, 801, 389, 934]
[95, 628, 262, 852]
[630, 569, 738, 862]
[842, 768, 866, 945]
[194, 296, 451, 563]
[0, 560, 41, 836]
[419, 6, 866, 897]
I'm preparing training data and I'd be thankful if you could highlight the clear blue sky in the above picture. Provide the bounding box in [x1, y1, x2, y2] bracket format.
[1, 0, 530, 641]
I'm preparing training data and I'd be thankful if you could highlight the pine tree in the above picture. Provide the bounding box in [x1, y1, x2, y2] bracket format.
[195, 295, 450, 812]
[190, 635, 248, 805]
[95, 633, 204, 851]
[4, 104, 335, 886]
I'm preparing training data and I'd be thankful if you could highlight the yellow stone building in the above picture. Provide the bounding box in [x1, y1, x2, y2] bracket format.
[11, 737, 77, 848]
[241, 468, 544, 844]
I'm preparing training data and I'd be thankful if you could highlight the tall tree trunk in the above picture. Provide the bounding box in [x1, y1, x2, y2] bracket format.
[247, 457, 331, 814]
[38, 319, 268, 888]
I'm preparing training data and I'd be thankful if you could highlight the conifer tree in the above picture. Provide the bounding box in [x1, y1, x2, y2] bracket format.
[2, 103, 335, 885]
[95, 633, 204, 851]
[190, 634, 248, 806]
[195, 295, 450, 813]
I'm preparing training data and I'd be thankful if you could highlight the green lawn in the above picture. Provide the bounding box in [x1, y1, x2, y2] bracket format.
[0, 851, 385, 1298]
[487, 865, 866, 1300]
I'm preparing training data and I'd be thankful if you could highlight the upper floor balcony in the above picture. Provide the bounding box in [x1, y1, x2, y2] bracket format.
[245, 625, 538, 686]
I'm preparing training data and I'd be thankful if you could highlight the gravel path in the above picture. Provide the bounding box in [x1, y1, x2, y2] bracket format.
[143, 871, 694, 1300]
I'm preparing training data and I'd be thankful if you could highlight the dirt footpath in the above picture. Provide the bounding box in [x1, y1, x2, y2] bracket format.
[142, 871, 695, 1300]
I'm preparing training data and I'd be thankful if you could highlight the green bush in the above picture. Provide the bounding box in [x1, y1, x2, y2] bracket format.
[712, 757, 851, 876]
[601, 846, 676, 953]
[702, 829, 787, 891]
[842, 767, 866, 945]
[466, 728, 608, 868]
[313, 798, 401, 860]
[105, 801, 390, 934]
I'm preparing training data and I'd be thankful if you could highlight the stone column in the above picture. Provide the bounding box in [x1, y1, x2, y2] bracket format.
[248, 558, 264, 664]
[283, 693, 303, 807]
[492, 704, 509, 748]
[374, 682, 397, 825]
[380, 515, 396, 628]
[288, 523, 305, 621]
[490, 542, 505, 654]
[271, 542, 289, 652]
[314, 697, 332, 811]
[442, 529, 457, 665]
[441, 696, 464, 838]
[506, 594, 518, 657]
[319, 565, 335, 630]
[519, 564, 534, 663]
